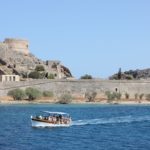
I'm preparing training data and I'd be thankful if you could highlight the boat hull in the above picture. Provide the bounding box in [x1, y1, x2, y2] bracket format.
[31, 119, 71, 127]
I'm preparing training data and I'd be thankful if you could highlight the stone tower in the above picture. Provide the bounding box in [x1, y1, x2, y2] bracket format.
[3, 38, 29, 54]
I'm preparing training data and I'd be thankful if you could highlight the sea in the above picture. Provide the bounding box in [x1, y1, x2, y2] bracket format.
[0, 104, 150, 150]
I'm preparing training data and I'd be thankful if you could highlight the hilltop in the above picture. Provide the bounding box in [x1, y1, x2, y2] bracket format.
[0, 38, 72, 79]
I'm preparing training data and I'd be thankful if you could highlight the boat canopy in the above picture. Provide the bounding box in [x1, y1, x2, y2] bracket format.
[42, 111, 69, 115]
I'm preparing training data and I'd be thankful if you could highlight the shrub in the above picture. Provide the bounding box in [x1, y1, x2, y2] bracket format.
[135, 93, 138, 99]
[28, 71, 41, 79]
[105, 91, 116, 102]
[40, 72, 46, 78]
[115, 92, 122, 100]
[105, 91, 122, 102]
[43, 91, 54, 97]
[125, 75, 133, 80]
[28, 71, 45, 79]
[146, 94, 150, 101]
[25, 87, 42, 100]
[35, 65, 45, 72]
[80, 74, 93, 79]
[7, 89, 25, 100]
[139, 93, 144, 100]
[85, 91, 97, 102]
[125, 92, 130, 99]
[48, 74, 55, 79]
[58, 94, 72, 104]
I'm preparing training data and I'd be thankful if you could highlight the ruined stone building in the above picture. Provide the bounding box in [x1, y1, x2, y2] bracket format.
[0, 75, 20, 82]
[3, 38, 29, 54]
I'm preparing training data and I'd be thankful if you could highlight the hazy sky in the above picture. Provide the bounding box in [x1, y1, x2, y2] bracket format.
[0, 0, 150, 78]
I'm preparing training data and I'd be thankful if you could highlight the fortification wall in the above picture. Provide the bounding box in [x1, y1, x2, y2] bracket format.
[0, 80, 150, 98]
[4, 38, 29, 54]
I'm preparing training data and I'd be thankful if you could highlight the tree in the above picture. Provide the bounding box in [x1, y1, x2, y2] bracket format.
[139, 93, 144, 100]
[35, 65, 45, 72]
[28, 71, 41, 79]
[58, 94, 72, 104]
[80, 74, 93, 79]
[146, 94, 150, 101]
[125, 92, 130, 99]
[25, 87, 42, 100]
[135, 93, 138, 99]
[28, 71, 46, 79]
[105, 91, 121, 102]
[85, 91, 97, 102]
[118, 68, 122, 80]
[48, 74, 55, 79]
[43, 91, 54, 97]
[8, 89, 25, 100]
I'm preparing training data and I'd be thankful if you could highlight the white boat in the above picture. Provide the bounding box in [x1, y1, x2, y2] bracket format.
[31, 111, 72, 127]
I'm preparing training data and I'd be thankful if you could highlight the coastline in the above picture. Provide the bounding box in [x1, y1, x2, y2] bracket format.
[1, 98, 150, 105]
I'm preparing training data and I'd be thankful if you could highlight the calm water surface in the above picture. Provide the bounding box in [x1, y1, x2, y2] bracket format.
[0, 104, 150, 150]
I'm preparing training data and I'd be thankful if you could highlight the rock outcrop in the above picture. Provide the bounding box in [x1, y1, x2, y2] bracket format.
[0, 38, 72, 79]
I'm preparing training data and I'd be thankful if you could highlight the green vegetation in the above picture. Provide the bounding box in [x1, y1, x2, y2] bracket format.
[105, 91, 122, 102]
[118, 68, 122, 80]
[146, 94, 150, 101]
[139, 93, 144, 100]
[105, 91, 115, 101]
[7, 88, 54, 101]
[25, 87, 42, 100]
[28, 71, 41, 79]
[125, 75, 133, 80]
[80, 74, 93, 79]
[28, 65, 46, 79]
[85, 91, 97, 102]
[28, 71, 46, 79]
[7, 89, 25, 100]
[125, 92, 129, 99]
[115, 92, 122, 100]
[35, 65, 45, 72]
[43, 91, 54, 97]
[58, 93, 72, 104]
[135, 93, 138, 99]
[48, 73, 55, 79]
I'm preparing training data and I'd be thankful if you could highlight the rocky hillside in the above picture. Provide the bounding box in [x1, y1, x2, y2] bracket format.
[0, 40, 72, 79]
[109, 68, 150, 80]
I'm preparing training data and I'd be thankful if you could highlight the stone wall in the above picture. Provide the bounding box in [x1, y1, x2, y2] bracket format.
[0, 79, 150, 99]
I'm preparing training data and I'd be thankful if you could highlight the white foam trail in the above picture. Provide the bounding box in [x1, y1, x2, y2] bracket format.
[72, 115, 150, 126]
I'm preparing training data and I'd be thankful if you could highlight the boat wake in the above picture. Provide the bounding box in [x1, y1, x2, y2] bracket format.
[72, 115, 150, 126]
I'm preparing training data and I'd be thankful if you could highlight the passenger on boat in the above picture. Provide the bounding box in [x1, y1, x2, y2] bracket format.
[52, 116, 57, 124]
[48, 116, 52, 122]
[39, 115, 42, 119]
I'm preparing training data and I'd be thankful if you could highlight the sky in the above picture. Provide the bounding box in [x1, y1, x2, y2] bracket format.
[0, 0, 150, 78]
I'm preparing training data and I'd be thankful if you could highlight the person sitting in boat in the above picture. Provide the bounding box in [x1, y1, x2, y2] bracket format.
[52, 115, 57, 124]
[59, 115, 63, 124]
[56, 115, 60, 124]
[63, 117, 67, 124]
[48, 116, 52, 122]
[39, 115, 42, 120]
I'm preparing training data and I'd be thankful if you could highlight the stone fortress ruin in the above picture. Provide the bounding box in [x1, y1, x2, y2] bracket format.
[0, 38, 72, 81]
[3, 38, 29, 54]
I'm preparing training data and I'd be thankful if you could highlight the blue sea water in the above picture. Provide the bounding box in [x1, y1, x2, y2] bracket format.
[0, 104, 150, 150]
